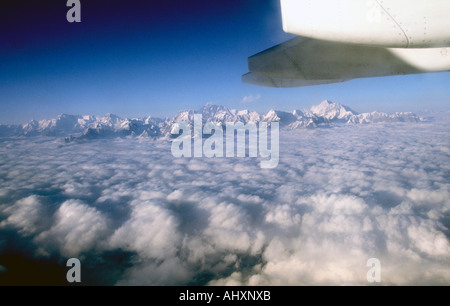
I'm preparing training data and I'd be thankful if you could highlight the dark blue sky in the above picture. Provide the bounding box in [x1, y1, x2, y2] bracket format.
[1, 0, 449, 124]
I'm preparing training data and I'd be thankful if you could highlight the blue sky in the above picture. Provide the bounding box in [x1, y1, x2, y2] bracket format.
[1, 0, 449, 124]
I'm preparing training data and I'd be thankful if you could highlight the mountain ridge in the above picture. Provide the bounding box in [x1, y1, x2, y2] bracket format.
[0, 100, 425, 139]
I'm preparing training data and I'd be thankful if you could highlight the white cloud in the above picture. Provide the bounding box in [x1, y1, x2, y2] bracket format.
[0, 195, 49, 236]
[115, 257, 192, 286]
[265, 204, 301, 229]
[35, 200, 110, 257]
[241, 94, 261, 104]
[108, 199, 180, 259]
[0, 119, 449, 285]
[208, 271, 243, 286]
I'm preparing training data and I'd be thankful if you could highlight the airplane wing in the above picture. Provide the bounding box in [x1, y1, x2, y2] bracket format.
[243, 0, 450, 88]
[243, 36, 450, 88]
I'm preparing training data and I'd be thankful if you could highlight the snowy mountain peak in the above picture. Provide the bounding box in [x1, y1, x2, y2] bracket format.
[56, 113, 73, 119]
[197, 103, 249, 123]
[199, 103, 231, 118]
[310, 100, 358, 121]
[103, 113, 122, 120]
[237, 109, 249, 116]
[263, 109, 279, 121]
[319, 99, 333, 106]
[172, 110, 195, 123]
[0, 100, 425, 140]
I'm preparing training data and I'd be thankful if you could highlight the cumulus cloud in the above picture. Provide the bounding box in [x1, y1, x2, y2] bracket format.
[0, 119, 449, 285]
[0, 195, 49, 236]
[108, 199, 181, 259]
[35, 200, 110, 257]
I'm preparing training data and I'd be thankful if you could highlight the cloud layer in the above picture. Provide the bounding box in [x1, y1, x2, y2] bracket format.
[0, 119, 449, 285]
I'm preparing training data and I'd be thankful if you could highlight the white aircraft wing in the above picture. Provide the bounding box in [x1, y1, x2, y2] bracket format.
[243, 0, 450, 88]
[243, 36, 450, 88]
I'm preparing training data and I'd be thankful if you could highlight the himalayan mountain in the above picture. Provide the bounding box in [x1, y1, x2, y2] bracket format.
[0, 100, 425, 140]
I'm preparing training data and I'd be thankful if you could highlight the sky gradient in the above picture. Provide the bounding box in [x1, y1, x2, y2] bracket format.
[1, 0, 450, 124]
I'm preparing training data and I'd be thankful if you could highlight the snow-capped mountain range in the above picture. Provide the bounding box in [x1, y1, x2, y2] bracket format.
[0, 100, 424, 139]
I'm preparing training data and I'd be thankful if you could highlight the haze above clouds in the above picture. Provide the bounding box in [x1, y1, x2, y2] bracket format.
[0, 115, 449, 285]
